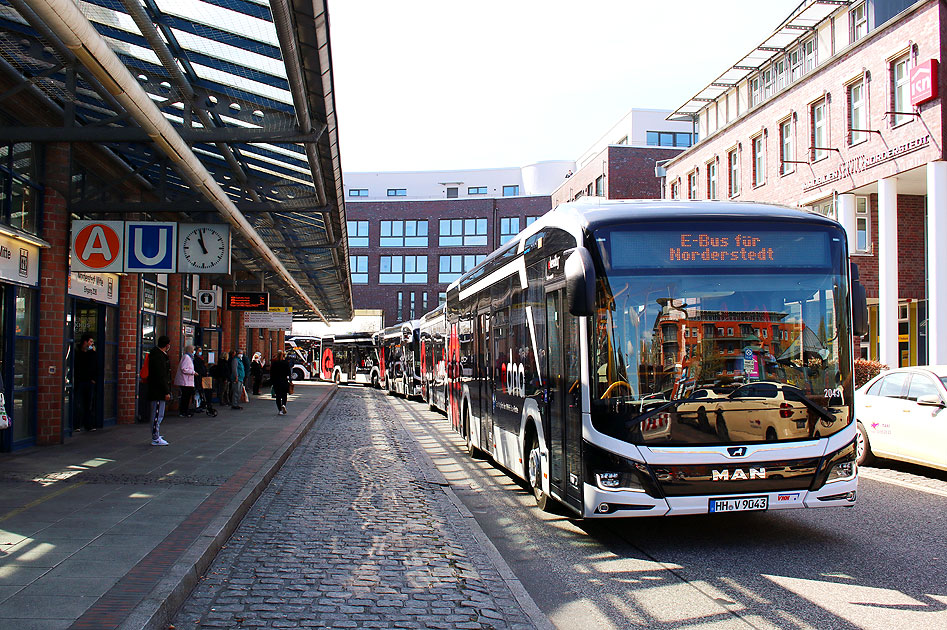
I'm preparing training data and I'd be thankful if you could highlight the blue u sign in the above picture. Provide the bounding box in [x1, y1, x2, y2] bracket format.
[125, 222, 177, 272]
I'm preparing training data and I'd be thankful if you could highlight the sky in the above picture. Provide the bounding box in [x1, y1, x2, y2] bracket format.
[329, 0, 803, 173]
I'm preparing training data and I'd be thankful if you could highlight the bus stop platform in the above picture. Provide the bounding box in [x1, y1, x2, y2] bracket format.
[0, 382, 336, 630]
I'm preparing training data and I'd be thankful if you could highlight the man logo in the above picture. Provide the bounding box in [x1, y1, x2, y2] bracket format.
[727, 446, 747, 457]
[712, 468, 767, 481]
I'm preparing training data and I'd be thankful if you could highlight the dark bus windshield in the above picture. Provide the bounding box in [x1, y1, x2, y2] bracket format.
[590, 221, 853, 446]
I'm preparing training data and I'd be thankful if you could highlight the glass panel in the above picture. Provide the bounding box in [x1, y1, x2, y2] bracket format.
[12, 390, 32, 442]
[14, 338, 33, 388]
[15, 289, 34, 337]
[103, 382, 116, 421]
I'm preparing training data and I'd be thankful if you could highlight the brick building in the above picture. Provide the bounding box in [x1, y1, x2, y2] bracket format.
[662, 0, 946, 368]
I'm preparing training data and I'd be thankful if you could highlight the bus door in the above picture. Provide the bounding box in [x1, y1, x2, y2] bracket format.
[477, 310, 493, 454]
[545, 288, 583, 510]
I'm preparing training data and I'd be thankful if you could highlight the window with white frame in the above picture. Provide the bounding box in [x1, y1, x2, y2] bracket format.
[728, 149, 740, 197]
[750, 75, 762, 107]
[752, 135, 764, 187]
[468, 186, 487, 195]
[438, 254, 485, 283]
[811, 99, 827, 161]
[892, 55, 911, 126]
[502, 185, 519, 196]
[347, 220, 368, 247]
[350, 255, 368, 284]
[774, 57, 787, 91]
[439, 218, 487, 246]
[855, 196, 871, 252]
[380, 220, 428, 247]
[849, 79, 866, 144]
[670, 180, 680, 200]
[687, 171, 697, 199]
[499, 217, 520, 245]
[789, 48, 802, 82]
[763, 67, 775, 99]
[706, 161, 717, 200]
[850, 3, 868, 43]
[802, 38, 817, 73]
[380, 255, 427, 283]
[595, 175, 605, 197]
[811, 198, 836, 220]
[780, 119, 794, 174]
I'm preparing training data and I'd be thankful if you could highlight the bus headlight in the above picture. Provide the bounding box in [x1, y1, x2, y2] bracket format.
[585, 441, 661, 497]
[814, 438, 857, 487]
[594, 466, 650, 492]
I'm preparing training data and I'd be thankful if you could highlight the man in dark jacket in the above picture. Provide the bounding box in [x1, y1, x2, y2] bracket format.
[193, 347, 208, 410]
[74, 332, 97, 432]
[148, 335, 173, 445]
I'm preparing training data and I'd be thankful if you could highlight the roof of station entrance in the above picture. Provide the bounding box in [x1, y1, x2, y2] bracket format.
[0, 0, 351, 321]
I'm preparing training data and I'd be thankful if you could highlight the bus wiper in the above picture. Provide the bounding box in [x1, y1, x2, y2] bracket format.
[625, 400, 678, 426]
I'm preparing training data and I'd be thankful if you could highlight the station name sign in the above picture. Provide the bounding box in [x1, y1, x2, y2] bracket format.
[226, 291, 269, 311]
[803, 135, 931, 192]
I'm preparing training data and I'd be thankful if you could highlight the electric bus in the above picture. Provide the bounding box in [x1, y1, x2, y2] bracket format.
[440, 199, 868, 518]
[419, 305, 448, 411]
[378, 320, 421, 398]
[285, 336, 321, 380]
[318, 333, 380, 386]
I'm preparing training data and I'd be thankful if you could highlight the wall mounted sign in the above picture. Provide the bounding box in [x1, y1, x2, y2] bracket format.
[197, 289, 217, 311]
[226, 291, 269, 311]
[71, 220, 124, 273]
[0, 233, 39, 287]
[124, 222, 177, 273]
[177, 224, 231, 274]
[910, 59, 938, 106]
[243, 310, 292, 330]
[802, 135, 931, 192]
[68, 271, 119, 306]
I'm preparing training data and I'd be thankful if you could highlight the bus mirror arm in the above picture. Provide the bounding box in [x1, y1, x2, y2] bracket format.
[850, 263, 868, 337]
[566, 247, 596, 317]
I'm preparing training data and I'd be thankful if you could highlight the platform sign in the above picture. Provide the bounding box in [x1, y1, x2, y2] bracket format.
[124, 222, 177, 273]
[197, 289, 217, 311]
[71, 220, 125, 273]
[910, 59, 938, 107]
[226, 291, 269, 311]
[243, 310, 292, 330]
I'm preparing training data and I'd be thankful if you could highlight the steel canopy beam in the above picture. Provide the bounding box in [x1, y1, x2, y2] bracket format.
[0, 126, 325, 143]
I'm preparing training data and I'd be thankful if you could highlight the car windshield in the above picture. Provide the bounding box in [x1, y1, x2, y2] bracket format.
[589, 221, 853, 446]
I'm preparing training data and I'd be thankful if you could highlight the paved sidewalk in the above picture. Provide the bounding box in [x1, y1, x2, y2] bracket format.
[0, 382, 335, 630]
[172, 387, 546, 630]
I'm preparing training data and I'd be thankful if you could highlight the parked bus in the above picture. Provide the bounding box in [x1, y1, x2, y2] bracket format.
[440, 199, 868, 518]
[285, 336, 321, 380]
[378, 320, 421, 398]
[319, 333, 380, 386]
[419, 305, 448, 411]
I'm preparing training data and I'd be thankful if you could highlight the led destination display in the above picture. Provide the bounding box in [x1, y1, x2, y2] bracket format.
[607, 229, 832, 269]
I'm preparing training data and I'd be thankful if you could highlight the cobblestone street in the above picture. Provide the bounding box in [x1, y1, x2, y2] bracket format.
[172, 388, 539, 629]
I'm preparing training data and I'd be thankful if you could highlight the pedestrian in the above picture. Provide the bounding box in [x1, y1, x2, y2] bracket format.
[74, 332, 97, 432]
[148, 335, 172, 446]
[242, 349, 252, 396]
[270, 350, 291, 415]
[215, 352, 230, 407]
[193, 347, 208, 410]
[251, 352, 264, 395]
[174, 344, 197, 417]
[229, 349, 245, 409]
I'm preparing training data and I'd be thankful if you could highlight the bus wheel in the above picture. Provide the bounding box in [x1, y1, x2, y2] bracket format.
[856, 421, 874, 466]
[527, 435, 550, 510]
[371, 372, 379, 389]
[463, 406, 479, 457]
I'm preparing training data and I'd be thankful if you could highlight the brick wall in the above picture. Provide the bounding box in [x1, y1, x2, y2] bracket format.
[117, 274, 139, 424]
[36, 144, 70, 445]
[551, 145, 682, 207]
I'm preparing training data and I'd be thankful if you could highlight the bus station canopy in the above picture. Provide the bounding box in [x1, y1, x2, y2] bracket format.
[0, 0, 351, 321]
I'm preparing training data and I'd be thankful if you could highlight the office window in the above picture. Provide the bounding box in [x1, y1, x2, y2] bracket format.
[752, 136, 764, 187]
[728, 150, 740, 197]
[350, 255, 368, 284]
[438, 254, 485, 283]
[439, 218, 487, 246]
[499, 217, 520, 245]
[780, 119, 794, 174]
[647, 131, 692, 147]
[892, 55, 910, 126]
[446, 187, 458, 198]
[410, 292, 416, 320]
[502, 185, 519, 196]
[676, 133, 693, 147]
[594, 175, 605, 197]
[380, 255, 427, 283]
[438, 291, 447, 304]
[468, 186, 487, 195]
[347, 220, 368, 247]
[811, 99, 827, 161]
[525, 216, 539, 226]
[687, 171, 697, 199]
[422, 292, 428, 312]
[349, 188, 368, 197]
[706, 161, 717, 200]
[387, 188, 407, 197]
[851, 3, 868, 43]
[855, 196, 871, 252]
[380, 220, 428, 247]
[397, 292, 403, 321]
[849, 79, 866, 144]
[670, 180, 680, 200]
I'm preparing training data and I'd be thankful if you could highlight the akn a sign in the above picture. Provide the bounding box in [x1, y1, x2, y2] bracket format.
[124, 222, 177, 273]
[71, 221, 124, 273]
[910, 59, 939, 107]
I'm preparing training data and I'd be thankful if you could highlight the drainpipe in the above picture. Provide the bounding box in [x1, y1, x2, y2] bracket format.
[24, 0, 328, 323]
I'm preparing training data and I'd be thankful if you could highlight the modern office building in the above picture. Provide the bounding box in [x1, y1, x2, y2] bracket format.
[662, 0, 945, 368]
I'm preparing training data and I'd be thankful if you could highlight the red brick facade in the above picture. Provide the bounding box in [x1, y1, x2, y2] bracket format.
[552, 145, 683, 207]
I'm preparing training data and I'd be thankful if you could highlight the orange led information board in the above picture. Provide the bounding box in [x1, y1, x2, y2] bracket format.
[226, 291, 269, 311]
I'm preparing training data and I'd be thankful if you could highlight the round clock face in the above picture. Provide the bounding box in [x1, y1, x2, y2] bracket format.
[182, 226, 227, 270]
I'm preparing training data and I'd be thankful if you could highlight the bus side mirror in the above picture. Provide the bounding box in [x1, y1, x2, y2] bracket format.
[851, 263, 868, 337]
[566, 247, 596, 317]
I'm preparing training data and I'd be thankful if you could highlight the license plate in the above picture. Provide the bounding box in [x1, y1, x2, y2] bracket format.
[709, 496, 768, 513]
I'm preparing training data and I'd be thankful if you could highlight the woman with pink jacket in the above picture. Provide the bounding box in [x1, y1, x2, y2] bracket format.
[174, 345, 197, 417]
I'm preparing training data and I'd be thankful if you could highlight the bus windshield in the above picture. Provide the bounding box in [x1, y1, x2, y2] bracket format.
[589, 222, 853, 446]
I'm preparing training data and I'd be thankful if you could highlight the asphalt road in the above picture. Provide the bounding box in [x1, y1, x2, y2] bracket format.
[389, 394, 947, 630]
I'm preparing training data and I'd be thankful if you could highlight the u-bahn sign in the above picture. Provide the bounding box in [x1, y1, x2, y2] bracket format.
[125, 221, 177, 273]
[71, 221, 125, 273]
